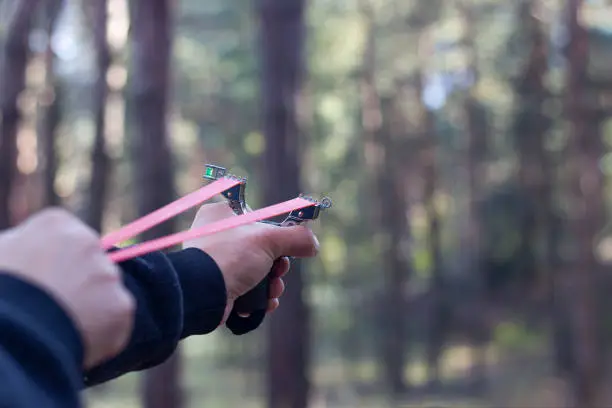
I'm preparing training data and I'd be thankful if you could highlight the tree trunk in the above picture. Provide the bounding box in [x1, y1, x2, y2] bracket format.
[513, 0, 554, 299]
[128, 0, 181, 406]
[257, 0, 310, 407]
[84, 0, 111, 232]
[513, 0, 571, 379]
[0, 0, 38, 229]
[377, 96, 410, 399]
[565, 1, 605, 406]
[414, 35, 444, 387]
[358, 5, 408, 397]
[37, 0, 63, 208]
[458, 1, 488, 389]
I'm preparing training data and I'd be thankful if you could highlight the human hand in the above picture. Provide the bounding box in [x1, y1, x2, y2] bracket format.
[0, 208, 135, 369]
[183, 202, 319, 322]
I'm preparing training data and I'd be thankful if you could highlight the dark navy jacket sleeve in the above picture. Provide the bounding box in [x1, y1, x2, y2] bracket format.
[83, 248, 228, 387]
[0, 272, 85, 408]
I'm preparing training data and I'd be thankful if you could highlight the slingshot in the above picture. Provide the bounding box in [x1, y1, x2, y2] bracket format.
[101, 164, 331, 334]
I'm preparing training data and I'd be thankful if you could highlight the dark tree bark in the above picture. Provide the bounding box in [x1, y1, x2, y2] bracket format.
[37, 0, 63, 208]
[83, 0, 111, 232]
[256, 0, 310, 407]
[564, 1, 605, 406]
[458, 1, 489, 389]
[513, 0, 551, 294]
[358, 4, 409, 397]
[0, 0, 39, 229]
[128, 0, 182, 406]
[513, 0, 570, 379]
[383, 95, 413, 397]
[377, 97, 410, 399]
[414, 36, 444, 388]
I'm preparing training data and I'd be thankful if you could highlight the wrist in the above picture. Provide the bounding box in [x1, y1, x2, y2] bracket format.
[166, 248, 228, 337]
[193, 248, 241, 306]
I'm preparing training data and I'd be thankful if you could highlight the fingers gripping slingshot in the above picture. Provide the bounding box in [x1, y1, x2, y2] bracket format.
[101, 164, 331, 335]
[202, 164, 332, 334]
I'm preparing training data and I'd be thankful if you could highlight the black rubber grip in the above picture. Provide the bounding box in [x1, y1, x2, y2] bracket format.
[225, 271, 272, 335]
[234, 272, 271, 315]
[226, 307, 266, 335]
[225, 220, 286, 335]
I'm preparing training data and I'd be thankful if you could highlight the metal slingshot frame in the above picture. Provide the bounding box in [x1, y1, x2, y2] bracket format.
[203, 164, 332, 224]
[202, 164, 332, 335]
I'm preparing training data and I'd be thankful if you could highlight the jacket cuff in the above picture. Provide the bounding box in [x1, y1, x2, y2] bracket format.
[0, 273, 84, 371]
[166, 248, 228, 338]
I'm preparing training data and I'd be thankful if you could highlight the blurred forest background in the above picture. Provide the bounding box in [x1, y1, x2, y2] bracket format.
[1, 0, 612, 407]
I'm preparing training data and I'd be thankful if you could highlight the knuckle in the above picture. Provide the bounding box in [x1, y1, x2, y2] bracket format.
[36, 208, 100, 244]
[295, 226, 318, 253]
[95, 262, 120, 285]
[70, 218, 98, 239]
[251, 229, 278, 257]
[82, 230, 102, 248]
[104, 263, 121, 280]
[80, 223, 99, 238]
[37, 207, 73, 225]
[113, 286, 136, 319]
[120, 290, 136, 316]
[70, 225, 100, 250]
[107, 332, 129, 357]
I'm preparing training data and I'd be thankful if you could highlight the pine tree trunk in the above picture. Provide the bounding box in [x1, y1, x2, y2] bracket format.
[414, 39, 444, 387]
[565, 1, 605, 406]
[84, 0, 111, 232]
[257, 0, 310, 407]
[128, 0, 182, 406]
[0, 0, 38, 229]
[37, 0, 63, 208]
[459, 1, 489, 389]
[358, 4, 408, 397]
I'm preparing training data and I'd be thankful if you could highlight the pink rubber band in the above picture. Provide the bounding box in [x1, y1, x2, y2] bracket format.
[109, 197, 313, 263]
[101, 178, 240, 249]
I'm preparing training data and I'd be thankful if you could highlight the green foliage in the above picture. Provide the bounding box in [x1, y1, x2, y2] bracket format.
[493, 321, 545, 352]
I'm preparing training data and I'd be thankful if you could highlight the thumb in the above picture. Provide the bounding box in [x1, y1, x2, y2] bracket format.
[260, 224, 320, 259]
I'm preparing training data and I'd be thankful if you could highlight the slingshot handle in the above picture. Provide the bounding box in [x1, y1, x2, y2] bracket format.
[226, 223, 285, 335]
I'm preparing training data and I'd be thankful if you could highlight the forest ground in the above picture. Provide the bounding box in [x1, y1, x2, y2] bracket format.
[85, 332, 591, 408]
